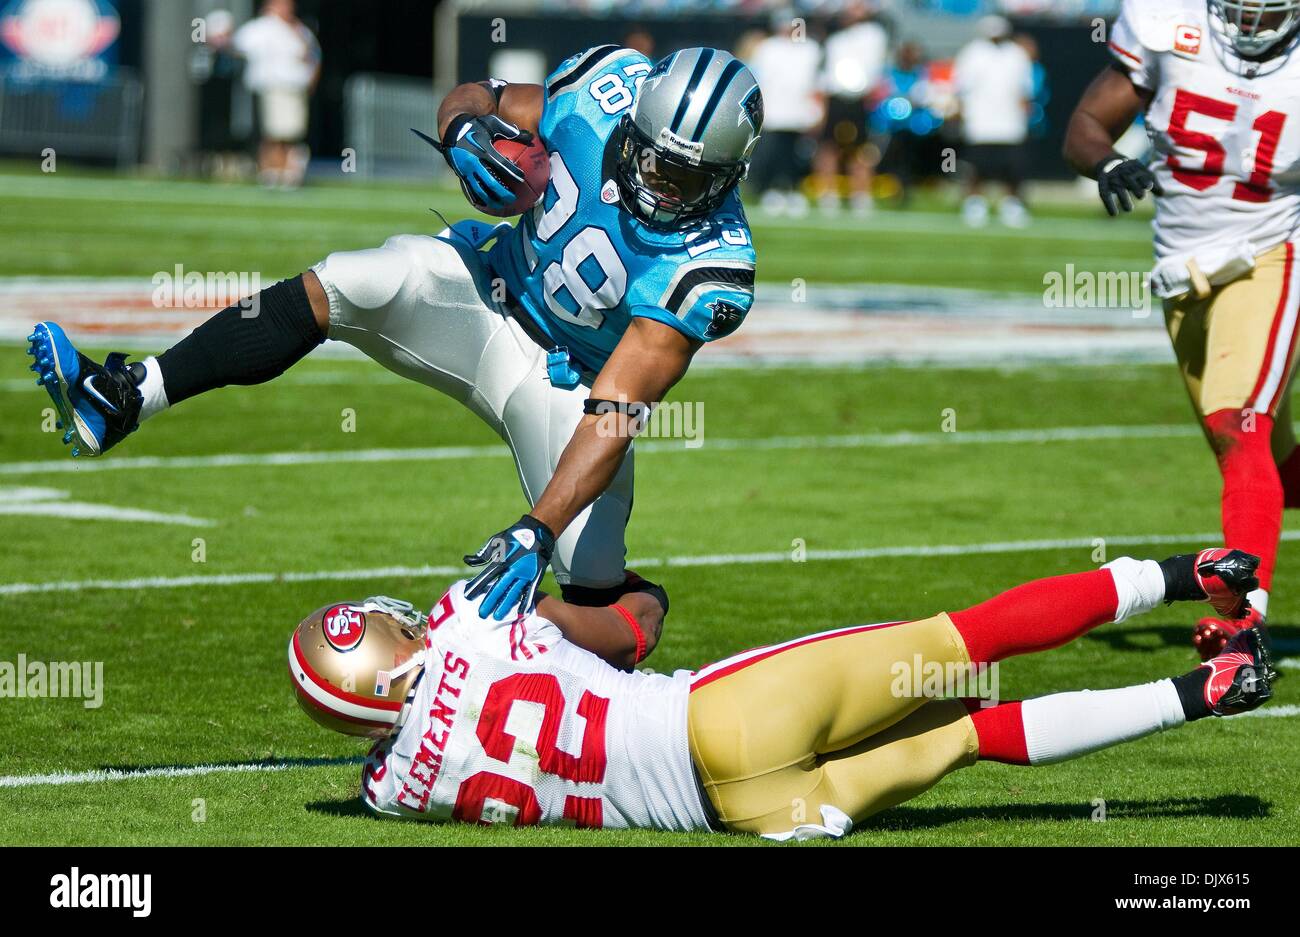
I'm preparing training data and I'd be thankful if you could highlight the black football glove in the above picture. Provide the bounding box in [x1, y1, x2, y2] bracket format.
[463, 514, 556, 621]
[413, 114, 533, 211]
[1094, 155, 1164, 216]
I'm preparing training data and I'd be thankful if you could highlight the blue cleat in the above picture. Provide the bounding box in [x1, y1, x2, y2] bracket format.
[27, 322, 143, 458]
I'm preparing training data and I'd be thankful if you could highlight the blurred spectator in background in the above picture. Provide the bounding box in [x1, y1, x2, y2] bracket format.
[747, 9, 822, 216]
[224, 0, 321, 189]
[870, 40, 946, 204]
[953, 14, 1032, 228]
[1013, 32, 1049, 140]
[193, 9, 252, 181]
[811, 0, 889, 216]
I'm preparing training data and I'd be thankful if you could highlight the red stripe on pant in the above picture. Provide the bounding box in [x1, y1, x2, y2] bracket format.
[1248, 242, 1297, 415]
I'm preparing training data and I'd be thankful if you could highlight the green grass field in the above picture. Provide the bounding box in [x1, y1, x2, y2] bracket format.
[0, 168, 1295, 846]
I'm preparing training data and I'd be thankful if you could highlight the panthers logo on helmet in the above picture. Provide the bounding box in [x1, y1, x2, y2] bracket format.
[704, 298, 746, 339]
[322, 604, 366, 651]
[739, 85, 763, 134]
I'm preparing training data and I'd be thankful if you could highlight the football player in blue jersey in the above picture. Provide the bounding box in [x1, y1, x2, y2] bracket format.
[26, 45, 763, 622]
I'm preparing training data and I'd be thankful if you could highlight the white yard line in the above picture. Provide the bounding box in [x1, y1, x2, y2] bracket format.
[0, 502, 214, 526]
[1242, 704, 1300, 719]
[0, 756, 364, 789]
[1, 707, 1292, 790]
[7, 530, 1292, 596]
[0, 423, 1201, 477]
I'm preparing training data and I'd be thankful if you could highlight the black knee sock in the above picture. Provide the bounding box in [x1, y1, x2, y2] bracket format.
[156, 275, 324, 406]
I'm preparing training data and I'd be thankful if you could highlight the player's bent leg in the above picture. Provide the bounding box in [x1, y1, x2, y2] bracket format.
[688, 612, 972, 819]
[313, 234, 519, 410]
[709, 700, 978, 838]
[28, 274, 325, 457]
[969, 627, 1275, 769]
[1185, 242, 1299, 654]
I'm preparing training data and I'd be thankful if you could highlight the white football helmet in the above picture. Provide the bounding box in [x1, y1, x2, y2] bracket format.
[1209, 0, 1300, 57]
[288, 596, 427, 738]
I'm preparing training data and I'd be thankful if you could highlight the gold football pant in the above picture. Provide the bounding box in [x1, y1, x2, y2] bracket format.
[1164, 241, 1300, 458]
[687, 616, 978, 836]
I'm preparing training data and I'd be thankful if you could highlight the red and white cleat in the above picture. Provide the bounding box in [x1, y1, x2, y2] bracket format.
[1199, 627, 1276, 716]
[1190, 548, 1261, 661]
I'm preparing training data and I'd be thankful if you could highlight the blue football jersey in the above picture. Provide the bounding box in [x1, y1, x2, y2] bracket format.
[487, 45, 757, 380]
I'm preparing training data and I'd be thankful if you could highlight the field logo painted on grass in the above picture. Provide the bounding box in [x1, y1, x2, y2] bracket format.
[50, 867, 150, 918]
[151, 264, 261, 318]
[890, 655, 1000, 707]
[0, 655, 103, 709]
[1042, 264, 1152, 319]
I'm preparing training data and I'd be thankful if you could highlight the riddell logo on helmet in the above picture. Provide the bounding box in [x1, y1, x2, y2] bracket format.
[655, 128, 704, 164]
[322, 605, 366, 651]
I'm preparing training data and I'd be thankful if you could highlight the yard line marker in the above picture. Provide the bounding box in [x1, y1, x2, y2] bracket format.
[11, 530, 1300, 596]
[0, 485, 214, 526]
[0, 756, 364, 789]
[0, 423, 1201, 476]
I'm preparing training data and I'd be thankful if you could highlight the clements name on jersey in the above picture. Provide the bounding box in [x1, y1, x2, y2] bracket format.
[384, 646, 471, 814]
[361, 582, 711, 832]
[1110, 0, 1300, 260]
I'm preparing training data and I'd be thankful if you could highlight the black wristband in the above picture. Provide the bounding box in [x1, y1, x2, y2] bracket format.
[520, 514, 556, 550]
[1093, 154, 1127, 178]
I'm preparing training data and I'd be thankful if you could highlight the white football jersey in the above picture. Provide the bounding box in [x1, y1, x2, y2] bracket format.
[361, 581, 711, 833]
[1110, 0, 1300, 260]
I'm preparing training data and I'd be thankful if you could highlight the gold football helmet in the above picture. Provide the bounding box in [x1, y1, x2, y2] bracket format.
[288, 596, 427, 738]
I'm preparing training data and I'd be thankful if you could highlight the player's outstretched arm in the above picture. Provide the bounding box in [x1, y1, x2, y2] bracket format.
[531, 318, 699, 537]
[536, 588, 666, 671]
[463, 319, 696, 621]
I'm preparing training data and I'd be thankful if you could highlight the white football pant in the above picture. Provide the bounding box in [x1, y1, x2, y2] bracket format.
[312, 232, 632, 588]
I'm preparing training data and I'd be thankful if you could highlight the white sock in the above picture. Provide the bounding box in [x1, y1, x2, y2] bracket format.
[1248, 588, 1269, 619]
[136, 356, 169, 422]
[1022, 679, 1185, 765]
[1103, 556, 1166, 622]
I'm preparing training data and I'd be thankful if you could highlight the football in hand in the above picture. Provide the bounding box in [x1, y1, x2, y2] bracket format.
[481, 135, 550, 217]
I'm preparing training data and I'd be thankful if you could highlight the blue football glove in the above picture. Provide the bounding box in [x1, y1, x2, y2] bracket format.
[413, 114, 533, 211]
[463, 514, 556, 621]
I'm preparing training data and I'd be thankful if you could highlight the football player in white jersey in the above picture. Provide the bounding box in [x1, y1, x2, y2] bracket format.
[1064, 0, 1300, 659]
[289, 549, 1272, 839]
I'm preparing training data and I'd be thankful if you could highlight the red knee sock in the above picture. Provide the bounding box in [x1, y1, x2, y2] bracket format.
[963, 699, 1029, 765]
[1278, 444, 1300, 509]
[1204, 409, 1282, 592]
[949, 570, 1118, 663]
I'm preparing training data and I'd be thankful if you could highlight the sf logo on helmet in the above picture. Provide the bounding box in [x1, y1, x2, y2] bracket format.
[322, 605, 366, 651]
